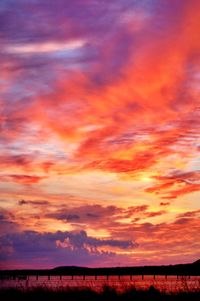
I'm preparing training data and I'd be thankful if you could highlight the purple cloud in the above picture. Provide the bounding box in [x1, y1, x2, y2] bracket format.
[0, 230, 137, 269]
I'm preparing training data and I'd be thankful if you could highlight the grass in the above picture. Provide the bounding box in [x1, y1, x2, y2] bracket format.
[0, 285, 200, 301]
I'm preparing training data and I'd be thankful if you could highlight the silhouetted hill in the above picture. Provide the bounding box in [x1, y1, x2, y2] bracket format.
[53, 266, 91, 272]
[193, 259, 200, 265]
[0, 260, 199, 276]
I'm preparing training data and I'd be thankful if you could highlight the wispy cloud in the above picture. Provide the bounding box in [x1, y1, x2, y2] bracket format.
[5, 40, 86, 54]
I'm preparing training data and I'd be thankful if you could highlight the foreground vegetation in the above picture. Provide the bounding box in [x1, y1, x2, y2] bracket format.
[0, 285, 200, 301]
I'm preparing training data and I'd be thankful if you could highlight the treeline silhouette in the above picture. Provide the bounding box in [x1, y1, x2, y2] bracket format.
[0, 259, 199, 277]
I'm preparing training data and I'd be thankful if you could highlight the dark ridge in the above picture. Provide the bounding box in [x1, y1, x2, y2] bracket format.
[53, 266, 91, 271]
[0, 260, 199, 277]
[193, 259, 200, 265]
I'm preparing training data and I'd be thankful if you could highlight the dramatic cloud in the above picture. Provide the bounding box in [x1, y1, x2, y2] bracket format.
[0, 0, 200, 268]
[0, 230, 136, 269]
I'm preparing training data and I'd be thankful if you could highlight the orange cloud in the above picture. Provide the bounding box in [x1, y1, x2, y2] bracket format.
[146, 170, 200, 199]
[1, 0, 200, 268]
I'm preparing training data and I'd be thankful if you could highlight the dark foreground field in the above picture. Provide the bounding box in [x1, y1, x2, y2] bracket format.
[1, 286, 200, 301]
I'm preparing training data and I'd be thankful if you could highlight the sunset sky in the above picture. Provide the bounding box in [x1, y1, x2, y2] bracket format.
[0, 0, 200, 269]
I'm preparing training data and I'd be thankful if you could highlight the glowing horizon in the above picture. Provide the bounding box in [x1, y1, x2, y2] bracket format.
[0, 0, 200, 269]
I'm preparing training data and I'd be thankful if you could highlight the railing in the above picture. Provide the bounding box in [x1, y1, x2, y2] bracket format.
[0, 274, 194, 281]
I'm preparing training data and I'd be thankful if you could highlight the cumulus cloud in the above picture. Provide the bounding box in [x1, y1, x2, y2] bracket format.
[55, 230, 136, 251]
[0, 230, 137, 269]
